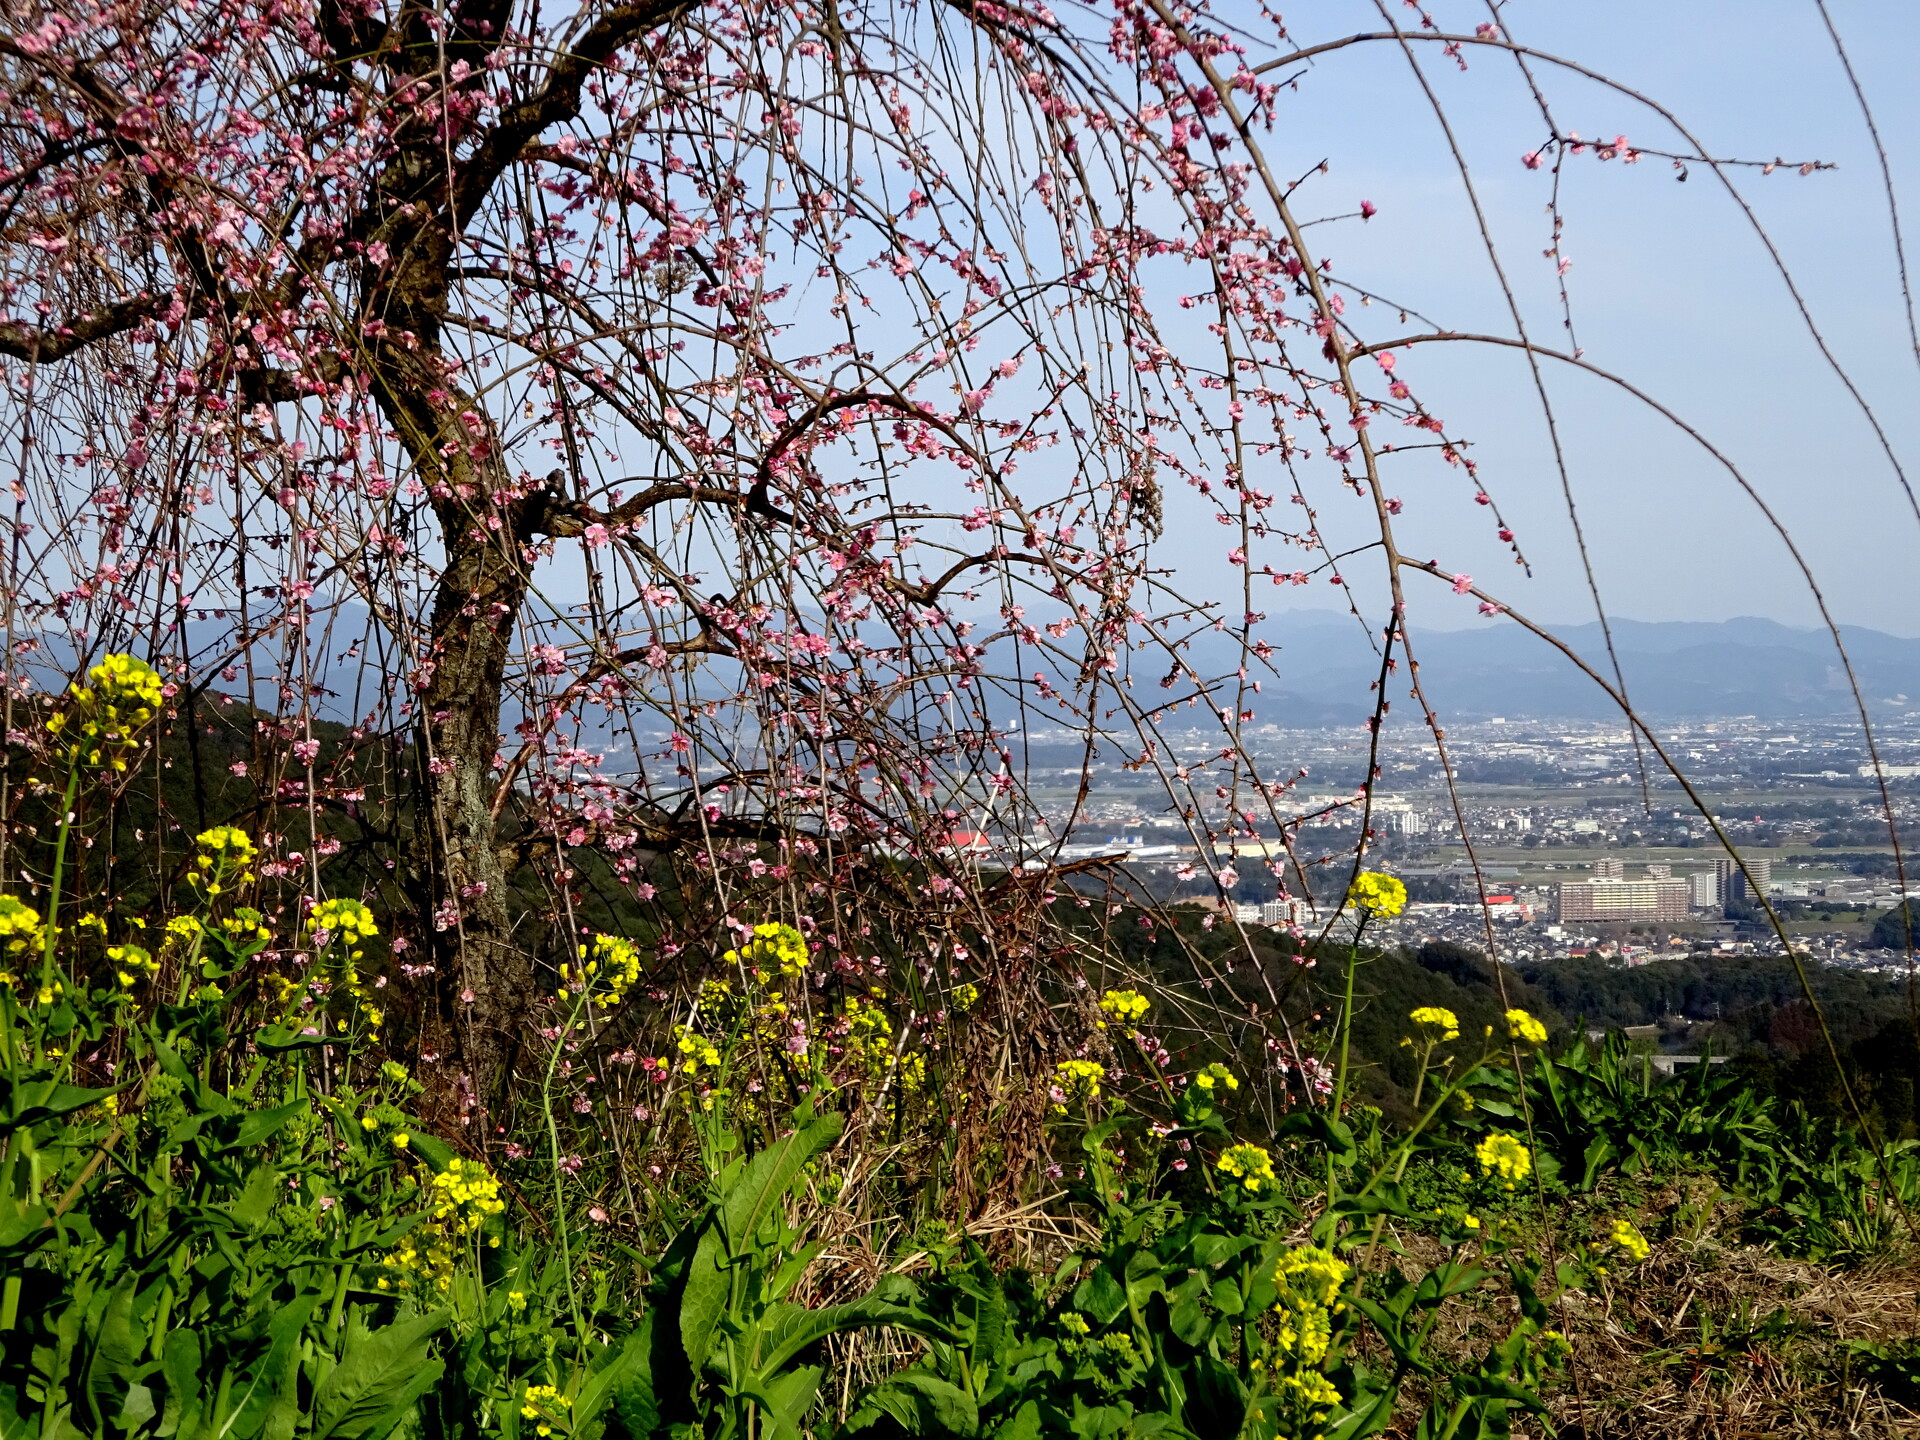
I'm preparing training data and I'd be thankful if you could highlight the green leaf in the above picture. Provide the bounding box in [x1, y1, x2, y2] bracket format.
[0, 1078, 123, 1133]
[404, 1133, 455, 1172]
[1071, 1266, 1126, 1328]
[219, 1291, 319, 1440]
[311, 1310, 450, 1440]
[740, 1364, 822, 1440]
[157, 1329, 203, 1440]
[1168, 1294, 1211, 1349]
[254, 1020, 343, 1053]
[231, 1100, 306, 1149]
[223, 1165, 283, 1231]
[845, 1372, 980, 1437]
[84, 1277, 143, 1429]
[1179, 1355, 1245, 1437]
[680, 1111, 844, 1372]
[115, 1384, 158, 1431]
[989, 1398, 1044, 1440]
[573, 1319, 654, 1432]
[1277, 1111, 1356, 1167]
[751, 1276, 930, 1377]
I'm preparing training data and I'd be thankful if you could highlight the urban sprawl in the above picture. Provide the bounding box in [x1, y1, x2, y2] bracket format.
[996, 714, 1920, 971]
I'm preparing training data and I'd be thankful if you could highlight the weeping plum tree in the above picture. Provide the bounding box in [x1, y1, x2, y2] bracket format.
[0, 0, 1848, 1144]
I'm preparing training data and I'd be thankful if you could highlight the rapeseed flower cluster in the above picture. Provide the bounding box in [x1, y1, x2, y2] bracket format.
[47, 653, 164, 772]
[724, 921, 808, 979]
[0, 896, 43, 987]
[220, 907, 271, 949]
[1191, 1062, 1239, 1094]
[309, 898, 383, 1031]
[560, 932, 643, 1006]
[0, 896, 44, 954]
[1475, 1132, 1533, 1190]
[1272, 1245, 1348, 1362]
[1254, 1245, 1349, 1437]
[1346, 870, 1407, 918]
[1051, 1058, 1106, 1111]
[309, 898, 378, 951]
[852, 992, 927, 1091]
[1505, 1008, 1548, 1045]
[190, 826, 257, 895]
[520, 1385, 570, 1437]
[380, 1157, 508, 1292]
[1409, 1006, 1460, 1043]
[1097, 987, 1150, 1025]
[1216, 1142, 1276, 1192]
[674, 1024, 722, 1075]
[108, 943, 157, 988]
[429, 1157, 507, 1235]
[1609, 1218, 1650, 1263]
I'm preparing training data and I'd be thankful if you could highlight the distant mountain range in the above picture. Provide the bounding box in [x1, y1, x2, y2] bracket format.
[1186, 612, 1920, 723]
[27, 606, 1918, 731]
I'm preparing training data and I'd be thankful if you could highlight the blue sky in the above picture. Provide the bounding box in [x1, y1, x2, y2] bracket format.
[1161, 0, 1920, 635]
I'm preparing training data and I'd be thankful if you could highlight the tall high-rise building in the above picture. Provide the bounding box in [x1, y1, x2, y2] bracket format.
[1689, 870, 1721, 908]
[1592, 857, 1625, 880]
[1714, 857, 1773, 904]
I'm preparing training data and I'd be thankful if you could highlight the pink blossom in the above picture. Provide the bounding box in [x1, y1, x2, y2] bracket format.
[1451, 573, 1473, 595]
[1359, 200, 1377, 220]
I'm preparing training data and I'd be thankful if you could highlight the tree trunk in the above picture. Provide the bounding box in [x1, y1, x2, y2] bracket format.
[372, 325, 536, 1131]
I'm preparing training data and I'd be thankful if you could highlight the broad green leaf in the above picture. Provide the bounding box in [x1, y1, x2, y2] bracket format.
[311, 1309, 450, 1440]
[231, 1100, 306, 1149]
[845, 1372, 980, 1436]
[751, 1276, 930, 1376]
[680, 1111, 844, 1371]
[116, 1383, 158, 1431]
[740, 1363, 822, 1440]
[403, 1132, 455, 1172]
[0, 1078, 124, 1133]
[1071, 1265, 1127, 1328]
[157, 1328, 203, 1439]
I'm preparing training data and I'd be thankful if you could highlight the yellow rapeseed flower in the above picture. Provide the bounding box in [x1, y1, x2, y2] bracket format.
[723, 921, 808, 978]
[1475, 1132, 1533, 1190]
[50, 653, 165, 771]
[562, 932, 643, 1006]
[1409, 1006, 1460, 1043]
[1505, 1008, 1548, 1046]
[1051, 1058, 1106, 1111]
[308, 898, 378, 942]
[1098, 987, 1150, 1024]
[1216, 1142, 1276, 1192]
[1609, 1218, 1651, 1263]
[1346, 871, 1407, 918]
[0, 896, 44, 956]
[1191, 1062, 1240, 1094]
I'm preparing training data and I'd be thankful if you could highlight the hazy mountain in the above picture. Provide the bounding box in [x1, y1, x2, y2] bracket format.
[1193, 611, 1920, 722]
[27, 605, 1918, 732]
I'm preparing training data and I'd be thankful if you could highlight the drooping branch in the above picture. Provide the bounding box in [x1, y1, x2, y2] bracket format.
[0, 292, 160, 363]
